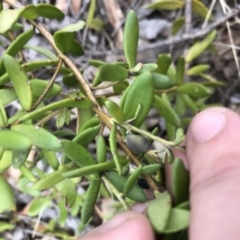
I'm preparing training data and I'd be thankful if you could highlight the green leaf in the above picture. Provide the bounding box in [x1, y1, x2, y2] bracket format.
[3, 55, 32, 111]
[96, 135, 106, 163]
[172, 158, 189, 205]
[0, 130, 32, 150]
[81, 178, 101, 224]
[0, 89, 17, 105]
[147, 0, 184, 10]
[30, 79, 62, 102]
[80, 116, 100, 131]
[155, 54, 171, 74]
[187, 64, 210, 76]
[54, 21, 85, 56]
[56, 179, 77, 207]
[24, 46, 58, 60]
[120, 72, 154, 127]
[174, 93, 186, 117]
[0, 151, 11, 173]
[92, 64, 128, 86]
[142, 164, 161, 174]
[62, 140, 95, 167]
[86, 0, 96, 26]
[153, 95, 181, 127]
[12, 148, 31, 169]
[104, 99, 124, 124]
[11, 124, 62, 150]
[89, 18, 105, 31]
[192, 0, 212, 20]
[0, 222, 14, 232]
[88, 59, 106, 68]
[176, 57, 185, 85]
[186, 31, 217, 62]
[123, 166, 142, 196]
[104, 171, 147, 202]
[124, 10, 139, 68]
[109, 123, 122, 175]
[171, 17, 185, 35]
[73, 124, 101, 148]
[0, 99, 7, 128]
[36, 3, 65, 20]
[0, 175, 16, 212]
[14, 98, 92, 124]
[147, 192, 172, 232]
[138, 63, 158, 74]
[27, 198, 52, 217]
[33, 167, 68, 191]
[62, 159, 128, 178]
[113, 81, 129, 94]
[42, 149, 59, 170]
[181, 94, 198, 113]
[152, 73, 175, 90]
[160, 208, 190, 233]
[0, 7, 38, 33]
[177, 82, 211, 98]
[5, 27, 34, 57]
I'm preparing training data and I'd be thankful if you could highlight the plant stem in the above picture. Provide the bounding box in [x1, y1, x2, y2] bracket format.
[31, 58, 63, 110]
[121, 122, 174, 148]
[102, 176, 130, 210]
[62, 159, 128, 178]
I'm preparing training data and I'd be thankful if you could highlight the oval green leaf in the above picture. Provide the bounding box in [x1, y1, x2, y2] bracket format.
[186, 31, 217, 62]
[62, 139, 95, 167]
[160, 208, 190, 233]
[171, 17, 185, 35]
[3, 55, 32, 110]
[124, 10, 139, 68]
[104, 99, 124, 124]
[81, 178, 101, 224]
[192, 0, 212, 20]
[104, 171, 147, 202]
[187, 64, 210, 76]
[30, 79, 62, 102]
[177, 82, 211, 98]
[172, 158, 189, 205]
[53, 21, 85, 56]
[152, 73, 175, 90]
[123, 166, 142, 196]
[36, 3, 65, 20]
[12, 148, 31, 169]
[147, 192, 172, 232]
[11, 124, 61, 150]
[0, 176, 16, 213]
[0, 130, 32, 150]
[153, 95, 181, 127]
[147, 0, 184, 10]
[155, 54, 171, 74]
[96, 135, 106, 163]
[92, 64, 128, 86]
[120, 72, 154, 127]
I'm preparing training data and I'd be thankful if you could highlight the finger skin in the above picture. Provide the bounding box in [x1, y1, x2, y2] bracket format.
[81, 211, 155, 240]
[186, 107, 240, 240]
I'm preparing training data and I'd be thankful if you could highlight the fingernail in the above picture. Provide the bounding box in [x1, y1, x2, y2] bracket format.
[190, 109, 226, 143]
[92, 212, 135, 234]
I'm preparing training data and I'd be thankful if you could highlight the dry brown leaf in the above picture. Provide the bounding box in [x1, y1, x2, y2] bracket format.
[102, 0, 124, 49]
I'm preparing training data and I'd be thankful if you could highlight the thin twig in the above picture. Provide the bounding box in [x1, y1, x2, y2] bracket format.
[87, 5, 240, 57]
[90, 81, 119, 90]
[31, 58, 63, 110]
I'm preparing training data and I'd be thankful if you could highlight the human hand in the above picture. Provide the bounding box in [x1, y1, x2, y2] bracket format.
[81, 107, 240, 240]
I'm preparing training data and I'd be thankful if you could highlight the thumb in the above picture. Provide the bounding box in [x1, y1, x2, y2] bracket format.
[80, 211, 155, 240]
[186, 107, 240, 240]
